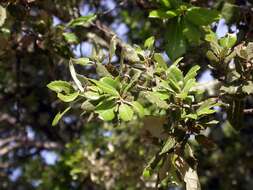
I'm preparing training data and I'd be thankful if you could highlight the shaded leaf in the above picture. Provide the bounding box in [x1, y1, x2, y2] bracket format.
[185, 7, 220, 26]
[195, 135, 216, 149]
[166, 21, 186, 60]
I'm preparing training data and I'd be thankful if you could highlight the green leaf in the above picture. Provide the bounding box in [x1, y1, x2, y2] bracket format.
[160, 0, 171, 8]
[130, 101, 145, 117]
[119, 104, 134, 121]
[167, 65, 183, 82]
[47, 81, 73, 93]
[219, 33, 237, 49]
[144, 91, 169, 109]
[63, 32, 79, 44]
[182, 113, 198, 120]
[154, 53, 167, 69]
[197, 100, 219, 116]
[122, 70, 141, 94]
[57, 91, 79, 102]
[168, 78, 181, 93]
[84, 91, 100, 100]
[144, 36, 155, 49]
[142, 168, 151, 178]
[152, 91, 170, 100]
[95, 99, 116, 121]
[222, 2, 239, 23]
[182, 79, 196, 94]
[100, 76, 120, 91]
[67, 14, 96, 27]
[183, 21, 201, 44]
[52, 107, 71, 126]
[96, 62, 112, 77]
[90, 78, 119, 96]
[122, 44, 140, 63]
[185, 7, 220, 26]
[71, 58, 92, 66]
[81, 100, 95, 111]
[69, 61, 84, 92]
[109, 35, 117, 60]
[149, 10, 177, 19]
[166, 21, 186, 60]
[97, 107, 115, 121]
[159, 137, 176, 155]
[184, 65, 200, 83]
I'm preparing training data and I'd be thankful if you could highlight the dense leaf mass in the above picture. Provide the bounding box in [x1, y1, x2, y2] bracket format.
[0, 0, 253, 190]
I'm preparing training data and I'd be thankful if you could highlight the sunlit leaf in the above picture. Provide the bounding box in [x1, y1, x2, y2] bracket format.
[52, 107, 71, 126]
[67, 14, 96, 27]
[57, 91, 79, 102]
[71, 58, 92, 66]
[119, 104, 134, 121]
[144, 36, 155, 49]
[130, 101, 145, 117]
[69, 61, 84, 92]
[47, 81, 74, 93]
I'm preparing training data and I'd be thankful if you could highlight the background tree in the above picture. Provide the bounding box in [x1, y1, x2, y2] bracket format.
[0, 0, 253, 189]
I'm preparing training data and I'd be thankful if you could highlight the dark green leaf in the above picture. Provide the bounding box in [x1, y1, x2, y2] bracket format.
[185, 7, 220, 26]
[183, 21, 201, 44]
[166, 21, 186, 60]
